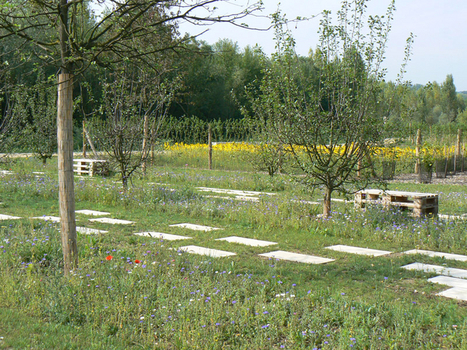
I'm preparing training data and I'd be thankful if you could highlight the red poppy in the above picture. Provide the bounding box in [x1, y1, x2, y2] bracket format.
[135, 259, 141, 264]
[105, 255, 113, 261]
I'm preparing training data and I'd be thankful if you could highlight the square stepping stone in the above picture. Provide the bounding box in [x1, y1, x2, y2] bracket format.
[133, 232, 192, 241]
[178, 245, 236, 258]
[436, 287, 467, 301]
[428, 276, 467, 289]
[401, 262, 467, 279]
[76, 209, 111, 216]
[0, 214, 22, 220]
[216, 236, 277, 247]
[89, 218, 134, 225]
[234, 196, 259, 202]
[259, 250, 334, 264]
[403, 249, 467, 262]
[32, 216, 61, 222]
[169, 223, 221, 231]
[76, 226, 109, 234]
[325, 245, 392, 256]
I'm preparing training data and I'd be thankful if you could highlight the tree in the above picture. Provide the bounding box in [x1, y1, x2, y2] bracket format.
[0, 0, 263, 273]
[90, 65, 177, 189]
[14, 73, 58, 164]
[246, 1, 412, 217]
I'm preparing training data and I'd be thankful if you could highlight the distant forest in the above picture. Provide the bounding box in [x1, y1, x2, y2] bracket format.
[1, 0, 466, 150]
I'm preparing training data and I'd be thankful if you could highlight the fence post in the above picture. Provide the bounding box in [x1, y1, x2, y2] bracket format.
[208, 123, 212, 170]
[415, 129, 421, 174]
[455, 129, 462, 173]
[82, 119, 86, 158]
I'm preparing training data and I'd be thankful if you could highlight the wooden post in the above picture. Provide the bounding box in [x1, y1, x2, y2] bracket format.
[455, 129, 462, 173]
[57, 73, 77, 274]
[208, 123, 212, 170]
[415, 129, 421, 174]
[142, 113, 149, 176]
[82, 119, 87, 158]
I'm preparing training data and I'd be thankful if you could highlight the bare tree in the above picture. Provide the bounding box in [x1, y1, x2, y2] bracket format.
[90, 65, 177, 189]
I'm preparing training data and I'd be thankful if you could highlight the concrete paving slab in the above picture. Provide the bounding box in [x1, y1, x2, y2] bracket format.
[32, 216, 61, 222]
[234, 196, 259, 202]
[196, 187, 275, 196]
[428, 275, 467, 289]
[0, 214, 22, 220]
[76, 209, 111, 216]
[178, 245, 236, 257]
[403, 249, 467, 262]
[133, 232, 192, 240]
[292, 200, 320, 205]
[169, 223, 222, 231]
[436, 287, 467, 301]
[325, 244, 392, 256]
[89, 217, 134, 225]
[401, 262, 467, 279]
[438, 214, 467, 221]
[76, 226, 109, 234]
[216, 236, 277, 247]
[259, 250, 334, 264]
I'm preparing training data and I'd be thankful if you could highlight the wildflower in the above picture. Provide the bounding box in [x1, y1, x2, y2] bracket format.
[135, 259, 141, 264]
[106, 255, 113, 261]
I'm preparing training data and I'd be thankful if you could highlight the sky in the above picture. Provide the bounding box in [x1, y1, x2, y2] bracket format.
[177, 0, 467, 91]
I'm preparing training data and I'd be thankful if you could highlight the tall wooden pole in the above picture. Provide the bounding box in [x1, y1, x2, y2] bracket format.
[415, 129, 421, 174]
[208, 124, 212, 170]
[455, 129, 462, 173]
[142, 113, 149, 176]
[58, 73, 77, 274]
[82, 119, 87, 158]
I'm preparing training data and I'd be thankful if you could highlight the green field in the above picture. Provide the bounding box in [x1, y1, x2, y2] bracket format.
[1, 155, 467, 349]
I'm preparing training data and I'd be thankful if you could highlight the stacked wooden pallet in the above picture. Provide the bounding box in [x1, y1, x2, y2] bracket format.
[73, 159, 107, 177]
[355, 189, 438, 217]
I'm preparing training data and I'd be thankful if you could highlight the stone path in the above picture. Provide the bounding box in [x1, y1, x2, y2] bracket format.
[325, 244, 392, 256]
[0, 214, 22, 220]
[31, 216, 61, 222]
[169, 223, 222, 231]
[216, 236, 277, 247]
[259, 250, 334, 264]
[401, 262, 467, 279]
[438, 214, 467, 221]
[76, 226, 109, 234]
[196, 187, 275, 197]
[403, 249, 467, 262]
[76, 209, 111, 216]
[89, 218, 134, 225]
[133, 232, 192, 241]
[178, 245, 236, 258]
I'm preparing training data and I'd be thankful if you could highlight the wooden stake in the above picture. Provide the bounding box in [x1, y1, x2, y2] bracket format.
[415, 129, 421, 174]
[142, 113, 149, 176]
[208, 124, 212, 170]
[82, 119, 86, 158]
[57, 73, 77, 274]
[455, 129, 462, 173]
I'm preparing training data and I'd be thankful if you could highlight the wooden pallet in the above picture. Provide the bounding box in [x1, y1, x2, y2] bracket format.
[355, 190, 438, 217]
[73, 159, 107, 177]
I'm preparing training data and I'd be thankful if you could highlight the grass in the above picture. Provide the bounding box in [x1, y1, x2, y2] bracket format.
[1, 154, 467, 349]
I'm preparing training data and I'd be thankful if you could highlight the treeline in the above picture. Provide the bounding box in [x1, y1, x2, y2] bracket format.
[1, 1, 467, 154]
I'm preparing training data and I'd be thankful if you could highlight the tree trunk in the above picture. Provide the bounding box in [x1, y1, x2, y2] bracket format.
[57, 73, 77, 274]
[323, 187, 332, 217]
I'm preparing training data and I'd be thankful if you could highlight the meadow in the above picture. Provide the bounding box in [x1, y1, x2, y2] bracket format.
[1, 146, 467, 349]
